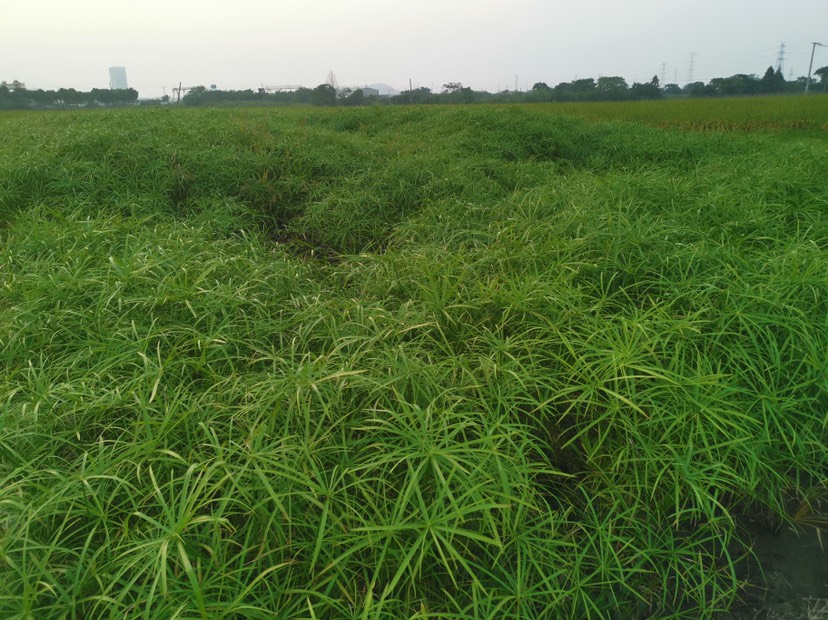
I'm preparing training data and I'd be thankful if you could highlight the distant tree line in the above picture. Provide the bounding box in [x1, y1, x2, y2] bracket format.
[680, 66, 827, 97]
[180, 65, 828, 108]
[4, 64, 826, 110]
[0, 84, 139, 109]
[179, 84, 377, 107]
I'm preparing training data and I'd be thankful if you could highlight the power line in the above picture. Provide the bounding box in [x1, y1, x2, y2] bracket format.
[699, 45, 778, 62]
[678, 42, 818, 83]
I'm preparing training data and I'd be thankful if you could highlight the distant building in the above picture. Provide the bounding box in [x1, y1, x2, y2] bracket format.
[357, 87, 379, 97]
[1, 80, 26, 91]
[109, 67, 128, 90]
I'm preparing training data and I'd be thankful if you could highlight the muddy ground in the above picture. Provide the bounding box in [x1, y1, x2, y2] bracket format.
[718, 522, 826, 620]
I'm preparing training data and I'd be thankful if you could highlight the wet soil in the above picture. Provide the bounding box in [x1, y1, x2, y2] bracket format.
[719, 522, 827, 620]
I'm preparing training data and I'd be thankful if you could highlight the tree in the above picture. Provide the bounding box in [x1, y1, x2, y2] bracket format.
[527, 82, 552, 102]
[792, 75, 815, 92]
[550, 78, 596, 101]
[0, 83, 11, 109]
[815, 66, 828, 91]
[705, 74, 760, 97]
[596, 76, 629, 100]
[760, 66, 776, 93]
[182, 85, 207, 106]
[393, 86, 434, 105]
[662, 83, 683, 96]
[441, 82, 464, 94]
[441, 82, 474, 103]
[630, 76, 662, 100]
[341, 88, 365, 106]
[311, 83, 337, 106]
[57, 87, 83, 106]
[684, 81, 706, 97]
[570, 78, 596, 100]
[760, 66, 785, 93]
[89, 88, 113, 105]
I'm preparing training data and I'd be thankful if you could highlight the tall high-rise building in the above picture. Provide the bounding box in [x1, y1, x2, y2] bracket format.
[109, 66, 128, 90]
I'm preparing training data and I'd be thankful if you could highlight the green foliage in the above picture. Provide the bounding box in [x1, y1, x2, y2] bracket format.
[0, 86, 139, 109]
[760, 66, 786, 94]
[546, 94, 828, 131]
[311, 83, 337, 107]
[0, 103, 826, 619]
[182, 85, 208, 106]
[815, 66, 828, 91]
[596, 76, 629, 100]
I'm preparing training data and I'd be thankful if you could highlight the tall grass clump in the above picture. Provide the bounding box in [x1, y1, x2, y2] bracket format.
[1, 103, 826, 619]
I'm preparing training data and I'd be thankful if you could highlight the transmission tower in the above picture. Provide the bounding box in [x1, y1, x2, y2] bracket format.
[661, 63, 667, 85]
[776, 42, 786, 72]
[686, 52, 696, 85]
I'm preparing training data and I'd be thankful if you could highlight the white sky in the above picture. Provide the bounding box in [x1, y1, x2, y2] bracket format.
[2, 0, 827, 98]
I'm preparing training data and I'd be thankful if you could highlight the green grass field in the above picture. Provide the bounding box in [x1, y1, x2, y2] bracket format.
[550, 94, 828, 131]
[0, 99, 826, 619]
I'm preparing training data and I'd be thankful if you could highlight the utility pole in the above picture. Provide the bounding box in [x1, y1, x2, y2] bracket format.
[805, 42, 825, 94]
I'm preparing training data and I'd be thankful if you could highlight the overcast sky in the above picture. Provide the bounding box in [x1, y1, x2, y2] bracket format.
[2, 0, 827, 98]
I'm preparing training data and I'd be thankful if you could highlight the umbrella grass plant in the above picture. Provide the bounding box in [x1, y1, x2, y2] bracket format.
[0, 103, 826, 618]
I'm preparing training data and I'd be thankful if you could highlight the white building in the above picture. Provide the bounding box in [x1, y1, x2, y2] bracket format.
[1, 80, 26, 91]
[109, 67, 128, 90]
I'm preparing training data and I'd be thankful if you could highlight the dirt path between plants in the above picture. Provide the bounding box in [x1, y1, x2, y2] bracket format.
[720, 523, 826, 620]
